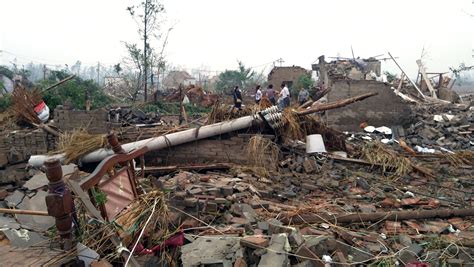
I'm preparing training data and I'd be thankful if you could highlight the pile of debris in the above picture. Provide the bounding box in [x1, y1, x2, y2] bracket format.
[0, 82, 473, 266]
[108, 107, 161, 126]
[404, 103, 473, 150]
[164, 85, 219, 108]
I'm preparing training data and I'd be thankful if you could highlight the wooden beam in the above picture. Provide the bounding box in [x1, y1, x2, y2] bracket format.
[388, 52, 426, 99]
[144, 163, 232, 174]
[282, 207, 474, 225]
[416, 59, 437, 99]
[296, 92, 377, 116]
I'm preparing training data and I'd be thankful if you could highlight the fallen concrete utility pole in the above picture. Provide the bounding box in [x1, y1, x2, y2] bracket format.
[282, 208, 474, 225]
[297, 92, 377, 116]
[29, 115, 260, 167]
[29, 93, 377, 167]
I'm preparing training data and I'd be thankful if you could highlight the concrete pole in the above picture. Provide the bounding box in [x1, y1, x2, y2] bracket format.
[29, 114, 260, 167]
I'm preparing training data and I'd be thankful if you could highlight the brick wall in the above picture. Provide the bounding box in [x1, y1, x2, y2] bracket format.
[54, 107, 109, 134]
[268, 66, 310, 89]
[147, 134, 274, 166]
[0, 129, 55, 164]
[326, 80, 413, 131]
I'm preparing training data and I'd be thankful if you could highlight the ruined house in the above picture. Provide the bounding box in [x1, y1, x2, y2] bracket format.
[267, 66, 310, 89]
[313, 55, 411, 131]
[162, 70, 196, 90]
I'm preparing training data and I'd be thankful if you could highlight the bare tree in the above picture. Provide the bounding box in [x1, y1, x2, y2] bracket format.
[127, 0, 164, 101]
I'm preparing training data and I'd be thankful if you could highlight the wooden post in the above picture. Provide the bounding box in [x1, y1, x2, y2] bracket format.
[416, 59, 437, 99]
[44, 159, 74, 250]
[388, 52, 426, 99]
[107, 132, 125, 155]
[396, 73, 405, 93]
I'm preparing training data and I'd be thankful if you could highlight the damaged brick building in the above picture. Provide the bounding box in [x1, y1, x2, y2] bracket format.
[313, 55, 412, 131]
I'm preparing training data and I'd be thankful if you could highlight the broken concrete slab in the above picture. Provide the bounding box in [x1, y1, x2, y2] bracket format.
[23, 173, 48, 191]
[258, 233, 290, 267]
[240, 236, 269, 249]
[181, 236, 240, 267]
[398, 243, 424, 265]
[15, 191, 54, 231]
[0, 216, 21, 230]
[2, 228, 48, 247]
[4, 191, 25, 208]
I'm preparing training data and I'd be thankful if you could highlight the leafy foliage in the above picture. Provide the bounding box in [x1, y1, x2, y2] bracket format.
[0, 94, 12, 112]
[292, 74, 314, 97]
[141, 101, 211, 115]
[449, 63, 474, 79]
[383, 71, 396, 83]
[0, 66, 14, 79]
[215, 61, 256, 93]
[39, 71, 111, 111]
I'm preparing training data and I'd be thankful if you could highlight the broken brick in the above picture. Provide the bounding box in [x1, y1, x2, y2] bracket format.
[240, 236, 269, 249]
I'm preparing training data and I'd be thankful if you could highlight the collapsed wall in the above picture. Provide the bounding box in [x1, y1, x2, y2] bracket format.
[147, 134, 273, 166]
[0, 129, 55, 166]
[54, 107, 110, 134]
[326, 80, 413, 131]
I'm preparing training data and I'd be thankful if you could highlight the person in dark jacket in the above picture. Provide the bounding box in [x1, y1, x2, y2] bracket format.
[266, 84, 276, 105]
[233, 86, 242, 110]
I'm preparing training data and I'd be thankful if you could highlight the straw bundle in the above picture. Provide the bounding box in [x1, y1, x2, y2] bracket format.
[11, 85, 42, 124]
[280, 108, 304, 141]
[445, 150, 474, 167]
[114, 190, 171, 247]
[55, 129, 107, 163]
[258, 97, 272, 109]
[361, 141, 412, 177]
[246, 135, 280, 177]
[81, 191, 172, 260]
[207, 102, 255, 124]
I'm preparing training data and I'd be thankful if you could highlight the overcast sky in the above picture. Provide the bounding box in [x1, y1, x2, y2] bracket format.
[0, 0, 472, 77]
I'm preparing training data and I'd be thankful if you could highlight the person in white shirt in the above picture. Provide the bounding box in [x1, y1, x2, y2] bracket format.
[278, 82, 290, 109]
[255, 85, 262, 104]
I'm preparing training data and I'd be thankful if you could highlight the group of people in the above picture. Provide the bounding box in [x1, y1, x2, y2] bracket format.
[233, 83, 310, 110]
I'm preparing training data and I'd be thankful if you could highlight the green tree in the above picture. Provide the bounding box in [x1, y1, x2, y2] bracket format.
[0, 66, 14, 79]
[215, 61, 256, 93]
[383, 71, 396, 83]
[292, 74, 315, 99]
[40, 71, 111, 111]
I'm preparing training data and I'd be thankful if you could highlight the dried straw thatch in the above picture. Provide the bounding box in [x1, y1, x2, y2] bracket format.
[360, 141, 412, 178]
[445, 150, 474, 167]
[278, 109, 347, 151]
[11, 85, 43, 124]
[207, 100, 273, 125]
[54, 129, 107, 163]
[246, 135, 280, 177]
[280, 108, 303, 141]
[79, 191, 173, 262]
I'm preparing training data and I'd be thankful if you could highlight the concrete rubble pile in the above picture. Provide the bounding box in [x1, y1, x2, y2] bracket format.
[108, 107, 162, 126]
[0, 73, 473, 266]
[405, 103, 473, 150]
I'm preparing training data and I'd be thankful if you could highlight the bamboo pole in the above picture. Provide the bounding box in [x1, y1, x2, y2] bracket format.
[0, 208, 49, 216]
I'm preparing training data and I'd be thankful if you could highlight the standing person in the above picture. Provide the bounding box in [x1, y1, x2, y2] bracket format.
[298, 87, 309, 106]
[233, 85, 243, 110]
[255, 85, 262, 104]
[278, 82, 290, 109]
[266, 84, 276, 105]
